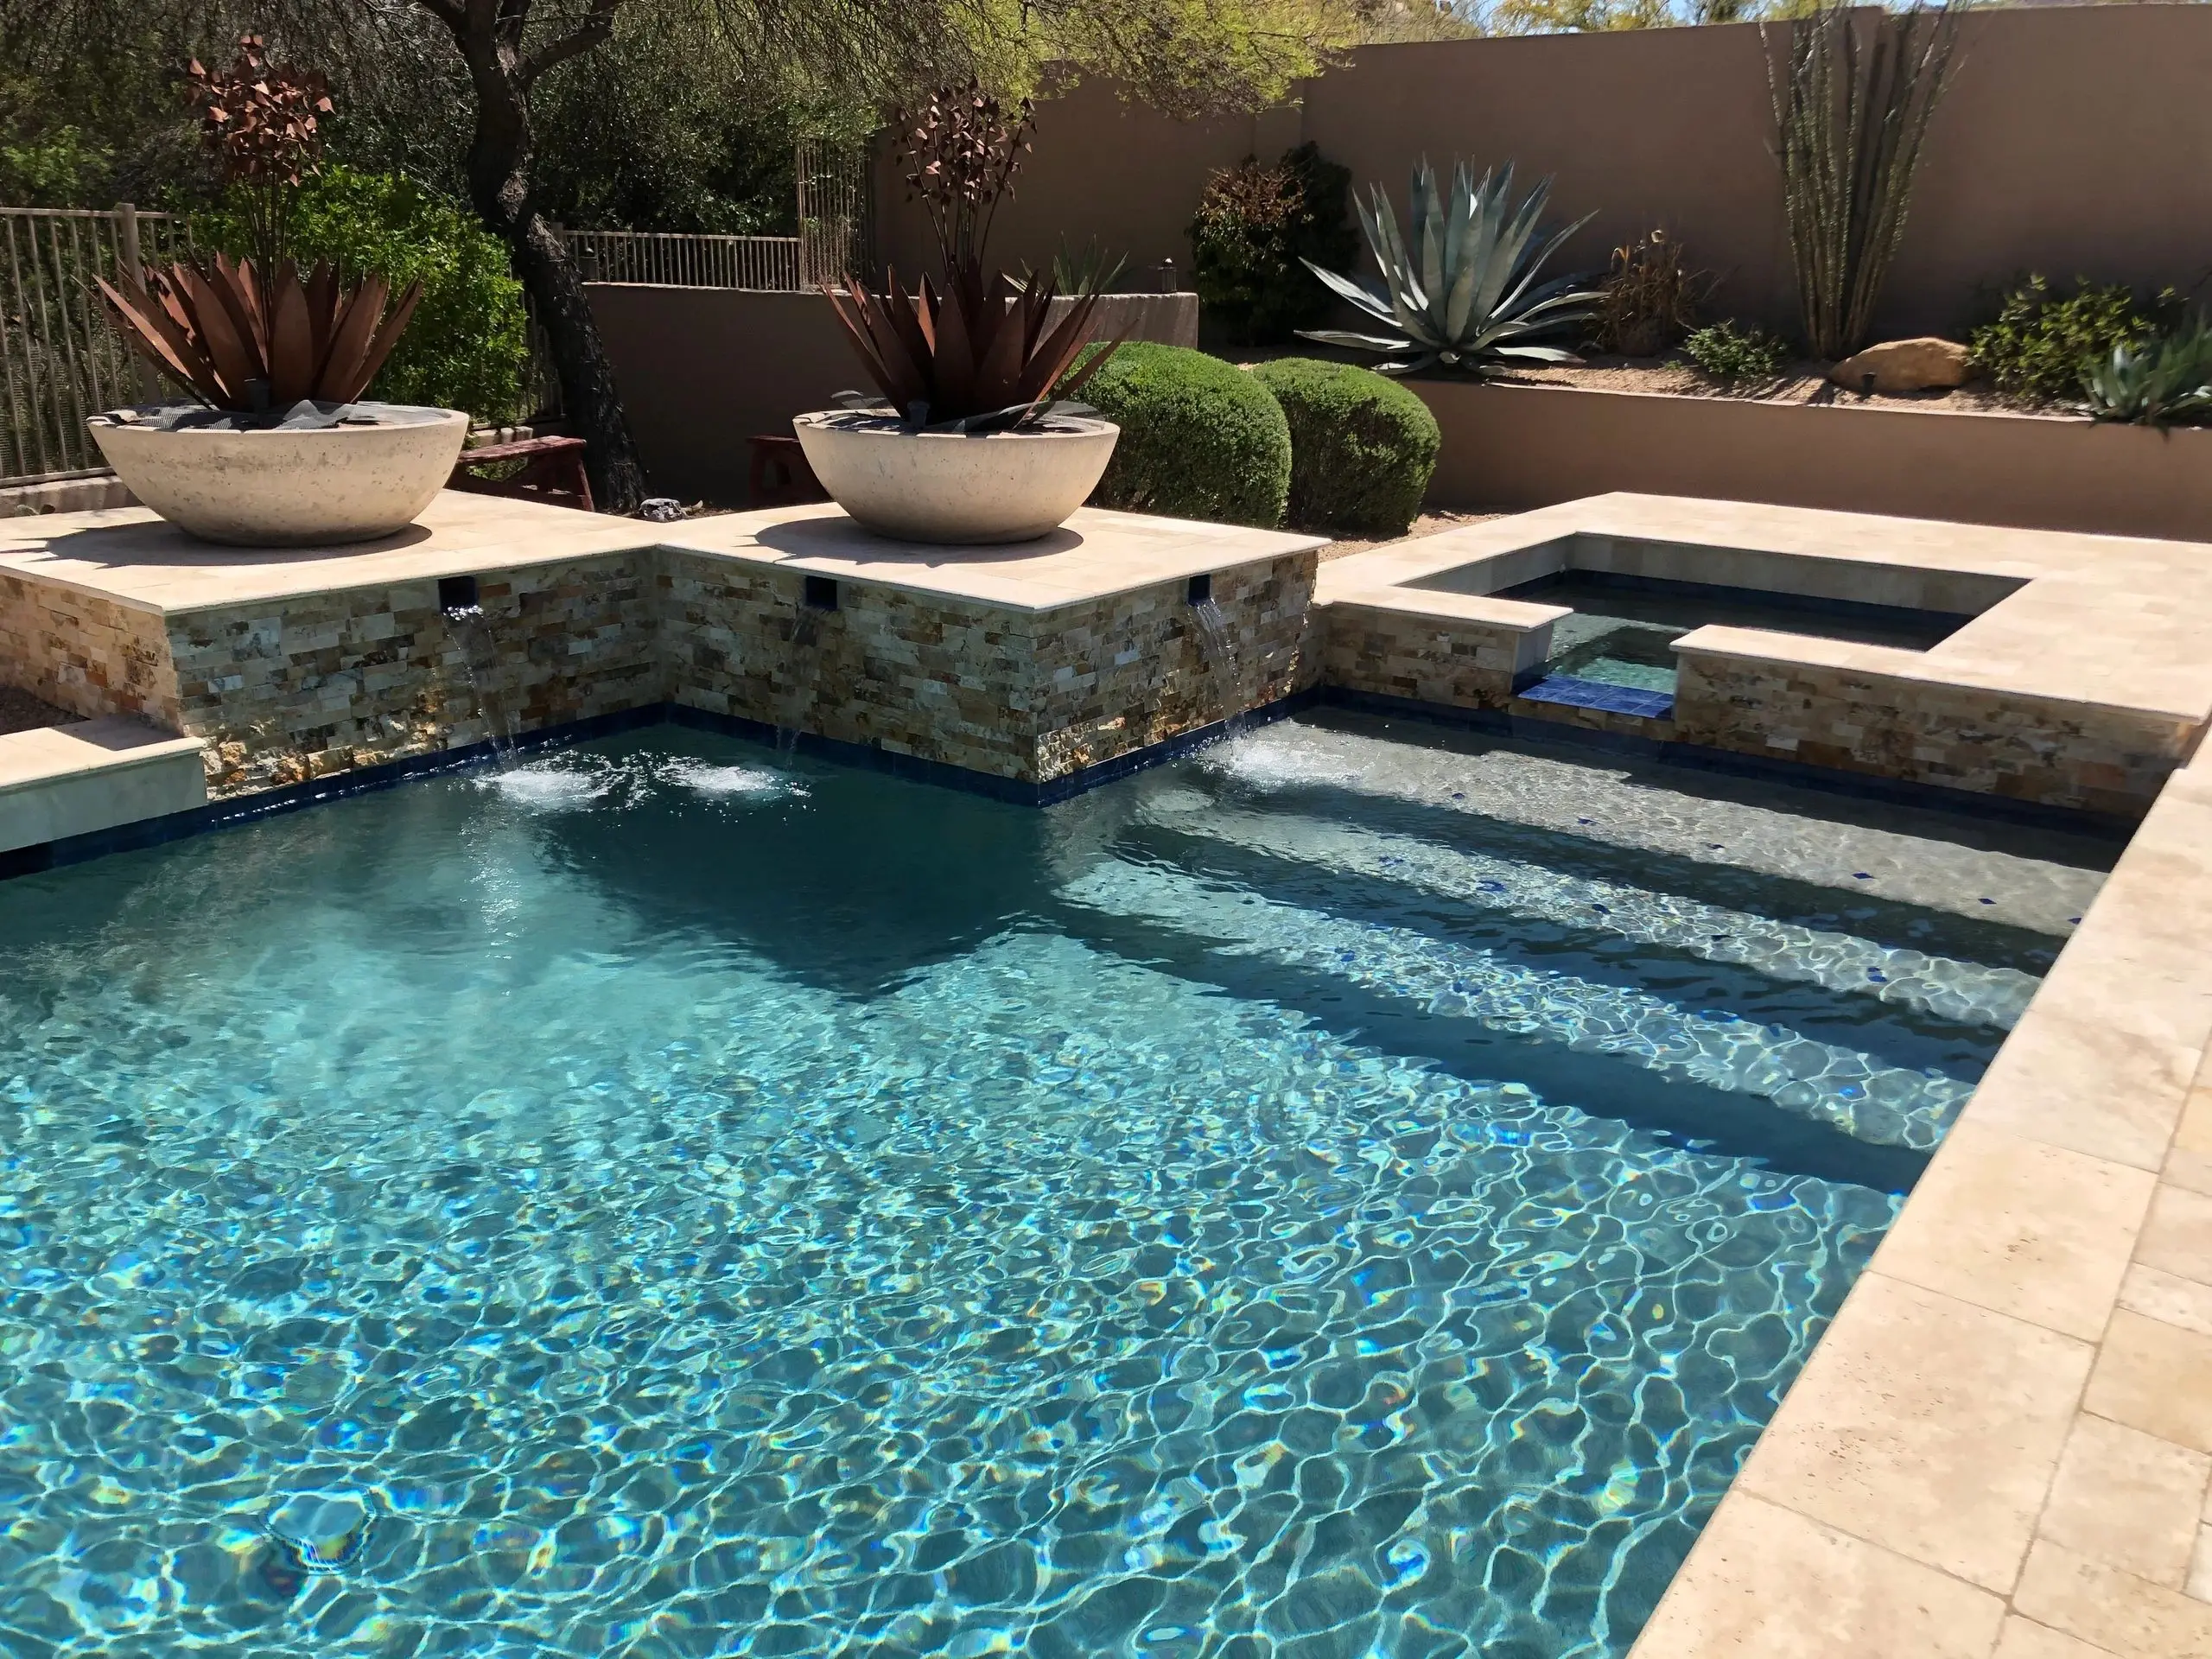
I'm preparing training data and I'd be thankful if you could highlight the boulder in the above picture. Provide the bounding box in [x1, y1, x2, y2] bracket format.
[1829, 337, 1972, 395]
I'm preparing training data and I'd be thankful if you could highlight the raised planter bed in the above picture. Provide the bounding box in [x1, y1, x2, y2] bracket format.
[1408, 378, 2212, 543]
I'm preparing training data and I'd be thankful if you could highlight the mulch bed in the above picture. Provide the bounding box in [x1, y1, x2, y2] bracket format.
[0, 684, 73, 736]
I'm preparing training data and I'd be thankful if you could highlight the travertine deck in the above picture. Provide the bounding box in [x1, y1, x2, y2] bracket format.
[0, 494, 1322, 618]
[1630, 740, 2212, 1658]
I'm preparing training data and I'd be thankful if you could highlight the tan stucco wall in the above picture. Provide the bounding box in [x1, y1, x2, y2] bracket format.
[878, 5, 2212, 340]
[586, 285, 1198, 505]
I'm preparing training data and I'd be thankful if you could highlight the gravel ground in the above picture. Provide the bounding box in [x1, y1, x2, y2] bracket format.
[0, 684, 73, 736]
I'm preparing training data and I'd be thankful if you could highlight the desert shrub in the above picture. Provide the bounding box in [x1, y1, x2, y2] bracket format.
[1595, 229, 1710, 357]
[198, 165, 531, 422]
[1072, 341, 1291, 527]
[1968, 275, 2179, 405]
[1189, 143, 1358, 346]
[1681, 321, 1784, 385]
[1249, 357, 1439, 536]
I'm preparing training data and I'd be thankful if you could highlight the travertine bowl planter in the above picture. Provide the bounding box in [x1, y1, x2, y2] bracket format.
[792, 411, 1119, 544]
[89, 404, 468, 548]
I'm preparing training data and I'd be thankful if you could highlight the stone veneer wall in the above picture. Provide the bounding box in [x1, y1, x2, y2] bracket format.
[664, 548, 1320, 785]
[0, 572, 179, 725]
[1029, 553, 1317, 781]
[662, 551, 1038, 780]
[170, 555, 664, 797]
[1320, 601, 1545, 712]
[1674, 652, 2196, 817]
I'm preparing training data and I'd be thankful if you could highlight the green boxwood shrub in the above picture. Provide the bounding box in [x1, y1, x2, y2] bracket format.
[198, 166, 531, 422]
[1249, 357, 1439, 536]
[1073, 341, 1291, 527]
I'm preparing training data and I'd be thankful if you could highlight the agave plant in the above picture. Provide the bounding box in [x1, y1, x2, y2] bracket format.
[822, 82, 1122, 432]
[92, 35, 422, 414]
[2086, 319, 2212, 427]
[1299, 160, 1601, 375]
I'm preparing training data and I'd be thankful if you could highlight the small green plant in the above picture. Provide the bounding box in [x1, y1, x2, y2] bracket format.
[1967, 276, 2177, 406]
[1300, 158, 1601, 376]
[1071, 341, 1291, 527]
[2086, 317, 2212, 426]
[198, 164, 530, 421]
[1249, 358, 1439, 537]
[1681, 321, 1785, 385]
[1189, 143, 1358, 346]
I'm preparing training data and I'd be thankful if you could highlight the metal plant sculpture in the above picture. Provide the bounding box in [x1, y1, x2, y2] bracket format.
[822, 82, 1122, 432]
[1766, 0, 1964, 361]
[1298, 159, 1601, 375]
[95, 36, 421, 414]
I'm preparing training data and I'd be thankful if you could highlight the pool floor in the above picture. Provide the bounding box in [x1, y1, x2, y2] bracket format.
[0, 715, 2101, 1657]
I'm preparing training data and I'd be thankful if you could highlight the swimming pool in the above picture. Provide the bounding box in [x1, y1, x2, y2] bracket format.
[0, 712, 2107, 1656]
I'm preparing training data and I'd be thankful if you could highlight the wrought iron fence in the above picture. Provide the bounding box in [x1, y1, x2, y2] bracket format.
[2, 205, 192, 486]
[563, 229, 802, 290]
[796, 139, 874, 289]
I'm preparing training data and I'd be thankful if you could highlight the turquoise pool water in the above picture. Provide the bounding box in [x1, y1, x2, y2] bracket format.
[0, 715, 2099, 1657]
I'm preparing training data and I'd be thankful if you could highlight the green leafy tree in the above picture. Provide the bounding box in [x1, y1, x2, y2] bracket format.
[197, 163, 531, 420]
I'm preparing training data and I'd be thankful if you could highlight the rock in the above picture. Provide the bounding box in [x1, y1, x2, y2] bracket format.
[1829, 338, 1971, 395]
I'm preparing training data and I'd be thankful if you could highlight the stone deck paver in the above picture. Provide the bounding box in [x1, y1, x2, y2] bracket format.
[1630, 741, 2212, 1658]
[0, 495, 1323, 618]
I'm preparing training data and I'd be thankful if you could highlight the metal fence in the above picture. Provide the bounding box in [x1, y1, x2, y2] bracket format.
[564, 229, 802, 291]
[797, 139, 873, 289]
[2, 205, 192, 486]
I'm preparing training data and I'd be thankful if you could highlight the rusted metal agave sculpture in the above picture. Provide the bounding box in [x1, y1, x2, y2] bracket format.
[94, 36, 421, 413]
[822, 83, 1122, 432]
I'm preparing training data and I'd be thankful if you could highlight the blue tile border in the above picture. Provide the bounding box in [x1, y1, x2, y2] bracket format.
[1319, 685, 2139, 842]
[0, 691, 1324, 883]
[1514, 673, 1676, 721]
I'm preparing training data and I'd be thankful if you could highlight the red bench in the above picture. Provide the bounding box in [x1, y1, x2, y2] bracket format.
[449, 435, 594, 512]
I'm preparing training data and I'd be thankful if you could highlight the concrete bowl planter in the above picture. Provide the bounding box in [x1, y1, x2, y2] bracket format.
[89, 404, 469, 548]
[792, 411, 1120, 544]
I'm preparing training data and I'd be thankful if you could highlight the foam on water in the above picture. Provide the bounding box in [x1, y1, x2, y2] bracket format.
[0, 721, 2080, 1657]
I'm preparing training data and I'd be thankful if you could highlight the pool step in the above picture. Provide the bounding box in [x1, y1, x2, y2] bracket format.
[1058, 859, 1974, 1153]
[1131, 789, 2037, 1032]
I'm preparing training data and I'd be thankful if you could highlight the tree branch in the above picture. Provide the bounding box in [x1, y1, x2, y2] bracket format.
[522, 0, 620, 86]
[400, 0, 466, 28]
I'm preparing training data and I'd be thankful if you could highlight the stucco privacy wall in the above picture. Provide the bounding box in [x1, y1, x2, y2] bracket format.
[587, 286, 1198, 506]
[878, 5, 2212, 342]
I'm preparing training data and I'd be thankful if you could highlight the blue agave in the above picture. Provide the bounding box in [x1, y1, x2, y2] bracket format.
[1300, 159, 1600, 375]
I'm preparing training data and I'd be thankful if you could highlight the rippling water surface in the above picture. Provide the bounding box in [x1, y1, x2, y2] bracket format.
[0, 715, 2104, 1657]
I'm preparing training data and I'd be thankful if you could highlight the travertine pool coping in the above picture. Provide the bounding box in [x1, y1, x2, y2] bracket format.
[0, 715, 205, 854]
[0, 495, 1325, 619]
[1321, 491, 2212, 724]
[1627, 734, 2212, 1657]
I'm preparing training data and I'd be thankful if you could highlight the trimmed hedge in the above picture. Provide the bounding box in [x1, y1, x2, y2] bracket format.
[1249, 357, 1440, 536]
[1073, 341, 1291, 527]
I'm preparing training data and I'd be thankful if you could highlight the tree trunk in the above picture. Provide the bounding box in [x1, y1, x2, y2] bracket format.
[449, 19, 647, 513]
